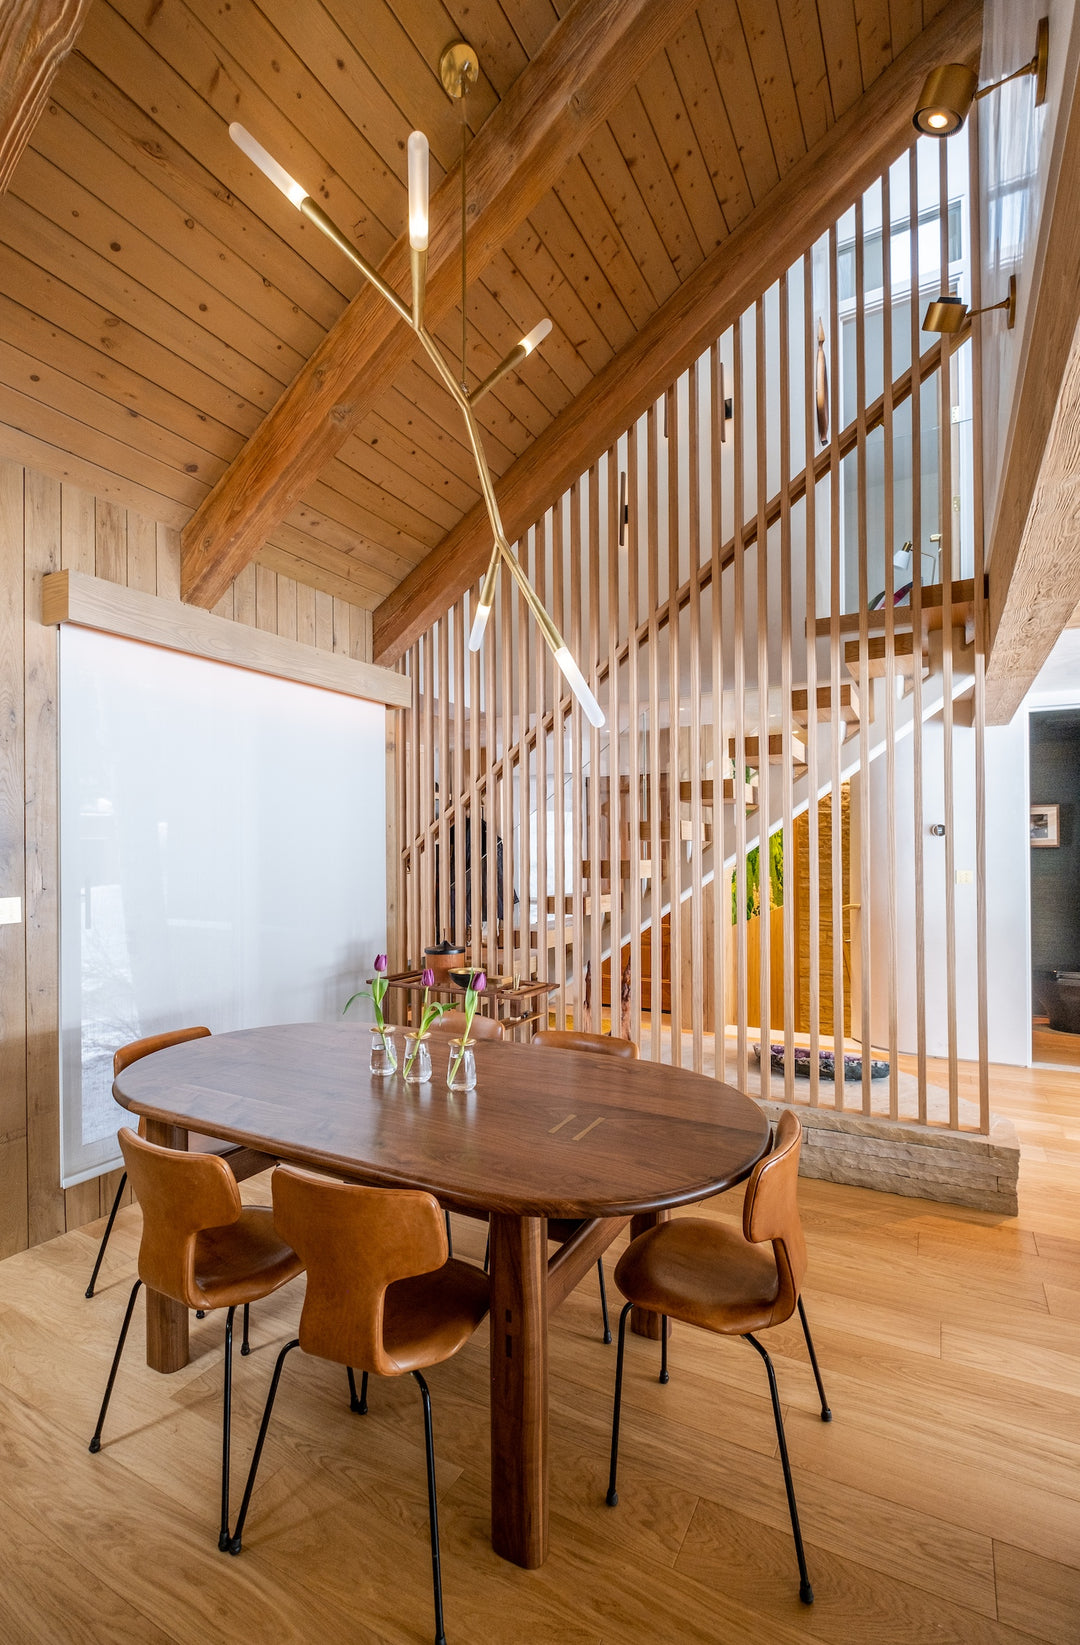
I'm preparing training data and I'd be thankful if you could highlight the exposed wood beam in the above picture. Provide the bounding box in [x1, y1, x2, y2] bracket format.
[0, 0, 92, 192]
[373, 0, 983, 666]
[180, 0, 700, 611]
[984, 56, 1080, 724]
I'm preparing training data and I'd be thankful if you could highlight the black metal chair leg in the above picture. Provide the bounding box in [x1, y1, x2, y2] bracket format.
[85, 1172, 127, 1298]
[228, 1337, 300, 1555]
[659, 1314, 669, 1383]
[597, 1259, 612, 1344]
[89, 1279, 142, 1452]
[196, 1310, 205, 1319]
[219, 1306, 236, 1551]
[413, 1371, 447, 1645]
[606, 1301, 633, 1507]
[240, 1302, 251, 1357]
[796, 1296, 832, 1420]
[745, 1333, 814, 1605]
[347, 1366, 369, 1414]
[444, 1209, 453, 1256]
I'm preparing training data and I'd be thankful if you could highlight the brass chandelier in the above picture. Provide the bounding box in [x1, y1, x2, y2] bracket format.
[229, 41, 604, 728]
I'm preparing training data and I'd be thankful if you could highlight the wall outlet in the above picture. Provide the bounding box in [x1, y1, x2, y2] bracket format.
[955, 870, 973, 885]
[0, 896, 22, 924]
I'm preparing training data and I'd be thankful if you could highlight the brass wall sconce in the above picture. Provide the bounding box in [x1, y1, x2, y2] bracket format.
[923, 274, 1016, 333]
[913, 16, 1048, 136]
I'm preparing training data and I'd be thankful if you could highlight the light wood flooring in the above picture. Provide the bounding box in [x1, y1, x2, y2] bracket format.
[2, 1056, 1079, 1644]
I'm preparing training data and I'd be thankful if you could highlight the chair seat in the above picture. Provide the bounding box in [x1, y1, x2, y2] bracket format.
[614, 1218, 781, 1335]
[379, 1258, 491, 1375]
[192, 1207, 304, 1309]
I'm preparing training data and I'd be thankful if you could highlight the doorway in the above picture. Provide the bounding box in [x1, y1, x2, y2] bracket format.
[1029, 708, 1080, 1067]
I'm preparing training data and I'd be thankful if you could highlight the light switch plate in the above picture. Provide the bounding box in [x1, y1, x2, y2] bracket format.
[0, 896, 22, 924]
[955, 870, 973, 885]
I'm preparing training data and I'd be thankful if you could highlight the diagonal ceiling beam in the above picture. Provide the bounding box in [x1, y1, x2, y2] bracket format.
[180, 0, 700, 610]
[0, 0, 93, 191]
[373, 0, 983, 667]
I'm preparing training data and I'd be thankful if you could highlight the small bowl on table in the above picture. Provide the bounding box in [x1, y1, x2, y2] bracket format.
[448, 967, 481, 989]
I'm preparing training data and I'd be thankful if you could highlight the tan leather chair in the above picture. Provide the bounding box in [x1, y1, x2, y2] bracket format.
[428, 1008, 505, 1041]
[228, 1168, 490, 1645]
[534, 1030, 640, 1343]
[89, 1128, 303, 1552]
[534, 1029, 639, 1059]
[86, 1028, 272, 1302]
[605, 1112, 831, 1605]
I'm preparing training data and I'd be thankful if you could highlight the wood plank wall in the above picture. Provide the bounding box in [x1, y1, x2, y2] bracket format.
[395, 137, 992, 1142]
[0, 459, 373, 1259]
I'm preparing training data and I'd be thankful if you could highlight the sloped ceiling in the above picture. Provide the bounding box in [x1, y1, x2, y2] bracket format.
[0, 0, 957, 617]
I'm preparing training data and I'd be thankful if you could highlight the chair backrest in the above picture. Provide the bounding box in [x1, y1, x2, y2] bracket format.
[534, 1029, 639, 1060]
[271, 1167, 449, 1375]
[114, 1025, 211, 1076]
[118, 1126, 242, 1308]
[429, 1009, 504, 1041]
[741, 1110, 806, 1325]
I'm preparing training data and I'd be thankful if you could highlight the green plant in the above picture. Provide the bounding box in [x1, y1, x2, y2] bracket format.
[732, 832, 784, 924]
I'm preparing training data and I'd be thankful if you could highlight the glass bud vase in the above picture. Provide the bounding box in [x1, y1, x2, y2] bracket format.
[369, 1027, 397, 1077]
[402, 1033, 431, 1084]
[446, 1039, 476, 1092]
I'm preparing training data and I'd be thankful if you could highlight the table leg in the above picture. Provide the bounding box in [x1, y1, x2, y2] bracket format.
[143, 1119, 189, 1374]
[488, 1213, 548, 1568]
[629, 1211, 671, 1341]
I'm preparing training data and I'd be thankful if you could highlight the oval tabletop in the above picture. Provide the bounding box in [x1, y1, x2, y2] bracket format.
[113, 1022, 771, 1218]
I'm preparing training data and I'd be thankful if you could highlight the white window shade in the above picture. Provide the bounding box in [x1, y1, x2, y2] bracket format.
[59, 626, 386, 1187]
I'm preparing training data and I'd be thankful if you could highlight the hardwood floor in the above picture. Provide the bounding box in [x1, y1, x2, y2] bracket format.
[2, 1057, 1079, 1643]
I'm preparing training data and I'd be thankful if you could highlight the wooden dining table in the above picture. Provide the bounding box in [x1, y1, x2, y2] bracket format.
[112, 1022, 771, 1569]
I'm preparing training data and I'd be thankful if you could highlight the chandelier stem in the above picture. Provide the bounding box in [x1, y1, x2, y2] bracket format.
[460, 91, 468, 388]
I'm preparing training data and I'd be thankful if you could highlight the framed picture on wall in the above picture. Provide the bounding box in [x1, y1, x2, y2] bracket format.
[1031, 804, 1060, 847]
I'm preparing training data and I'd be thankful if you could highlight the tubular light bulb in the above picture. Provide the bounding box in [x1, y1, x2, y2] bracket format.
[468, 601, 492, 651]
[554, 646, 605, 728]
[521, 318, 552, 355]
[408, 131, 429, 251]
[229, 123, 307, 208]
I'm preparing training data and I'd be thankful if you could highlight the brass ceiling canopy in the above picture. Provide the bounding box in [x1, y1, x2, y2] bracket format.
[913, 16, 1048, 136]
[440, 41, 479, 100]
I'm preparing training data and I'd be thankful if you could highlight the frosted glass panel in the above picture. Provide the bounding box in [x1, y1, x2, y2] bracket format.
[59, 627, 386, 1187]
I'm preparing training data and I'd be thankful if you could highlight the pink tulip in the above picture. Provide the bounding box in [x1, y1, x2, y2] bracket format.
[473, 972, 487, 993]
[374, 953, 388, 973]
[421, 967, 436, 988]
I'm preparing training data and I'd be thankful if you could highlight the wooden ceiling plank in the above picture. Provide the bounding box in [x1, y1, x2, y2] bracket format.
[604, 88, 705, 279]
[377, 383, 489, 488]
[456, 281, 578, 421]
[853, 0, 894, 89]
[373, 0, 982, 663]
[889, 0, 924, 56]
[271, 519, 409, 594]
[182, 0, 699, 608]
[105, 0, 401, 259]
[0, 189, 285, 411]
[491, 0, 561, 59]
[634, 49, 727, 260]
[0, 378, 208, 510]
[663, 16, 754, 237]
[35, 88, 330, 355]
[0, 0, 92, 191]
[0, 288, 235, 468]
[577, 123, 681, 307]
[302, 470, 439, 558]
[0, 332, 223, 482]
[9, 143, 308, 388]
[381, 0, 502, 122]
[74, 5, 353, 305]
[479, 249, 595, 397]
[0, 418, 189, 526]
[514, 189, 637, 355]
[278, 504, 420, 589]
[435, 0, 529, 96]
[499, 216, 618, 377]
[698, 0, 781, 205]
[359, 409, 482, 517]
[814, 0, 864, 118]
[735, 0, 810, 171]
[391, 358, 517, 471]
[549, 156, 658, 331]
[255, 542, 385, 611]
[346, 419, 473, 529]
[776, 0, 835, 146]
[0, 230, 265, 438]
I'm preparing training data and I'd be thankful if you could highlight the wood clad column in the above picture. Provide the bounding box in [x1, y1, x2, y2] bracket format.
[142, 1118, 189, 1374]
[489, 1212, 548, 1568]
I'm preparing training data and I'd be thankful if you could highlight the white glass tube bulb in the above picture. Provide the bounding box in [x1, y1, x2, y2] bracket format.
[521, 317, 552, 355]
[229, 124, 307, 208]
[408, 131, 429, 251]
[554, 646, 605, 728]
[468, 601, 492, 652]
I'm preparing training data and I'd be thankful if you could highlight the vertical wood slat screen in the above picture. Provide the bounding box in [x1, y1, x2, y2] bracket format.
[394, 134, 991, 1136]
